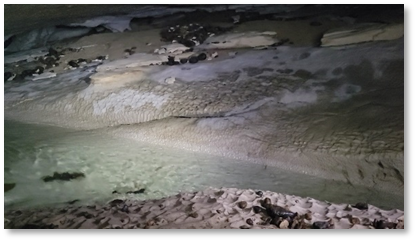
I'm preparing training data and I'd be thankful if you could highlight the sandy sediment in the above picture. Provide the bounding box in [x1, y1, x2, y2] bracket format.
[4, 187, 404, 229]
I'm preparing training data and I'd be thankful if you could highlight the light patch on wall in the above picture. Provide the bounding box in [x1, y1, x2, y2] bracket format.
[279, 86, 324, 105]
[92, 89, 170, 115]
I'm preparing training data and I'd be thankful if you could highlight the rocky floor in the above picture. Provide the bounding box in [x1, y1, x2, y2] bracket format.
[4, 187, 404, 229]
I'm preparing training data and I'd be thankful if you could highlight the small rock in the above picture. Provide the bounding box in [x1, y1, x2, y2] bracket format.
[344, 205, 352, 211]
[197, 53, 207, 61]
[291, 219, 300, 229]
[261, 216, 272, 225]
[77, 58, 88, 65]
[352, 202, 368, 210]
[109, 199, 124, 206]
[146, 219, 155, 227]
[124, 49, 135, 56]
[255, 190, 263, 197]
[68, 60, 79, 68]
[238, 201, 247, 209]
[77, 211, 94, 219]
[396, 216, 404, 229]
[157, 48, 167, 54]
[121, 204, 129, 213]
[211, 52, 218, 58]
[189, 212, 198, 218]
[360, 217, 371, 225]
[188, 56, 199, 64]
[215, 190, 225, 196]
[167, 56, 177, 66]
[246, 219, 253, 225]
[261, 198, 271, 207]
[373, 219, 396, 229]
[252, 206, 264, 214]
[279, 219, 290, 229]
[312, 221, 331, 229]
[165, 76, 176, 84]
[265, 205, 297, 219]
[304, 212, 312, 220]
[347, 215, 360, 225]
[5, 72, 16, 82]
[93, 55, 108, 62]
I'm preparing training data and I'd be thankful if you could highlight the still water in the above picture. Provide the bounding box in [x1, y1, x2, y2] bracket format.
[4, 120, 403, 210]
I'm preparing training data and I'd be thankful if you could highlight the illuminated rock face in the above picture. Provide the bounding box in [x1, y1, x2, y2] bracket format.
[321, 23, 404, 47]
[4, 5, 404, 206]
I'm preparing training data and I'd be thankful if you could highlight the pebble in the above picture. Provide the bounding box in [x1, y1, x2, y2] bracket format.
[238, 201, 247, 209]
[246, 218, 253, 225]
[165, 77, 176, 84]
[279, 219, 289, 229]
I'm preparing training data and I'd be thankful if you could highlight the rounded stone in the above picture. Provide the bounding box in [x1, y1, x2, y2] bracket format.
[246, 218, 254, 225]
[262, 197, 271, 207]
[238, 201, 247, 209]
[197, 53, 207, 61]
[253, 206, 263, 214]
[188, 56, 199, 64]
[255, 190, 263, 197]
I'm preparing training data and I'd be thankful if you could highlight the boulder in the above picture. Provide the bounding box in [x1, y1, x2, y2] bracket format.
[321, 23, 404, 47]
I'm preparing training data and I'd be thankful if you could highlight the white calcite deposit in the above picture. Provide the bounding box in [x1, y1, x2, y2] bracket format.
[198, 31, 278, 49]
[321, 23, 404, 47]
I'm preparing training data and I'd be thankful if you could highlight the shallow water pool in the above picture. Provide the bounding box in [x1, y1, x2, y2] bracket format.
[4, 120, 403, 211]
